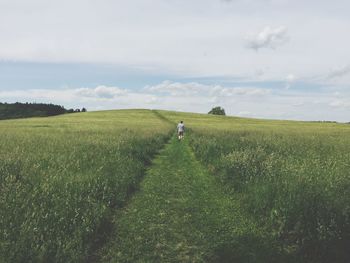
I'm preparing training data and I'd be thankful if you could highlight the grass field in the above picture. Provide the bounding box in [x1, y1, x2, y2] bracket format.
[0, 110, 173, 262]
[161, 110, 350, 262]
[1, 109, 350, 262]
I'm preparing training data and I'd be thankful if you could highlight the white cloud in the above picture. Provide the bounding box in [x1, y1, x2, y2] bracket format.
[144, 81, 206, 96]
[217, 87, 271, 96]
[285, 73, 296, 89]
[0, 0, 350, 82]
[2, 1, 350, 122]
[291, 101, 304, 107]
[1, 81, 350, 121]
[286, 74, 296, 83]
[314, 65, 350, 86]
[246, 26, 289, 51]
[75, 85, 127, 99]
[145, 81, 270, 97]
[208, 96, 219, 103]
[328, 65, 350, 79]
[329, 99, 350, 108]
[0, 85, 128, 104]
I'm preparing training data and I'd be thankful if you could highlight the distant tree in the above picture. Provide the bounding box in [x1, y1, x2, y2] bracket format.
[67, 109, 74, 113]
[0, 102, 70, 120]
[208, 106, 226, 116]
[81, 108, 87, 112]
[75, 109, 81, 112]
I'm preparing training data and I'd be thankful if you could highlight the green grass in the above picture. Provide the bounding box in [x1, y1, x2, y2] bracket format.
[101, 136, 282, 262]
[161, 110, 350, 262]
[1, 109, 350, 262]
[0, 110, 173, 262]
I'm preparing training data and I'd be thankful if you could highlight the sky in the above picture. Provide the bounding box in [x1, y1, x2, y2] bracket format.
[1, 0, 350, 121]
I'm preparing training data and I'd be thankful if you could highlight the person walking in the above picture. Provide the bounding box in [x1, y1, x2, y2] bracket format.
[177, 121, 185, 140]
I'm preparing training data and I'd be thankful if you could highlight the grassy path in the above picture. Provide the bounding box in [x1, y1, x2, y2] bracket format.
[101, 135, 273, 263]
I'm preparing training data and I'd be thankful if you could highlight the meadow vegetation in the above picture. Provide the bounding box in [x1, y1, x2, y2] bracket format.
[0, 110, 172, 262]
[101, 136, 277, 263]
[163, 111, 350, 262]
[1, 109, 349, 262]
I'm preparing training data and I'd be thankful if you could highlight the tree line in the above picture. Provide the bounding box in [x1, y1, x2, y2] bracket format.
[0, 102, 86, 120]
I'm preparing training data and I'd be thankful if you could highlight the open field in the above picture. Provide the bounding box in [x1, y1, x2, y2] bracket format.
[162, 110, 350, 262]
[1, 109, 350, 262]
[0, 110, 173, 262]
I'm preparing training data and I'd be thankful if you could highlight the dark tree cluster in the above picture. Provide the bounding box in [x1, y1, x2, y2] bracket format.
[0, 102, 87, 120]
[66, 108, 87, 113]
[208, 106, 226, 116]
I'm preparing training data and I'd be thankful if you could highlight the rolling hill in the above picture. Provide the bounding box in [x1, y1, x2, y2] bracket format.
[1, 109, 349, 263]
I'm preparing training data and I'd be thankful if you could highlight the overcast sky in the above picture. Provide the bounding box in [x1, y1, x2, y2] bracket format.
[1, 0, 350, 121]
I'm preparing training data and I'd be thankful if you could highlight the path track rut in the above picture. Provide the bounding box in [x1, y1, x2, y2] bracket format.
[99, 135, 265, 262]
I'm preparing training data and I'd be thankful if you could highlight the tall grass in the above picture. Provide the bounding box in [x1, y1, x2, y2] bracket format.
[189, 127, 350, 262]
[0, 110, 172, 262]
